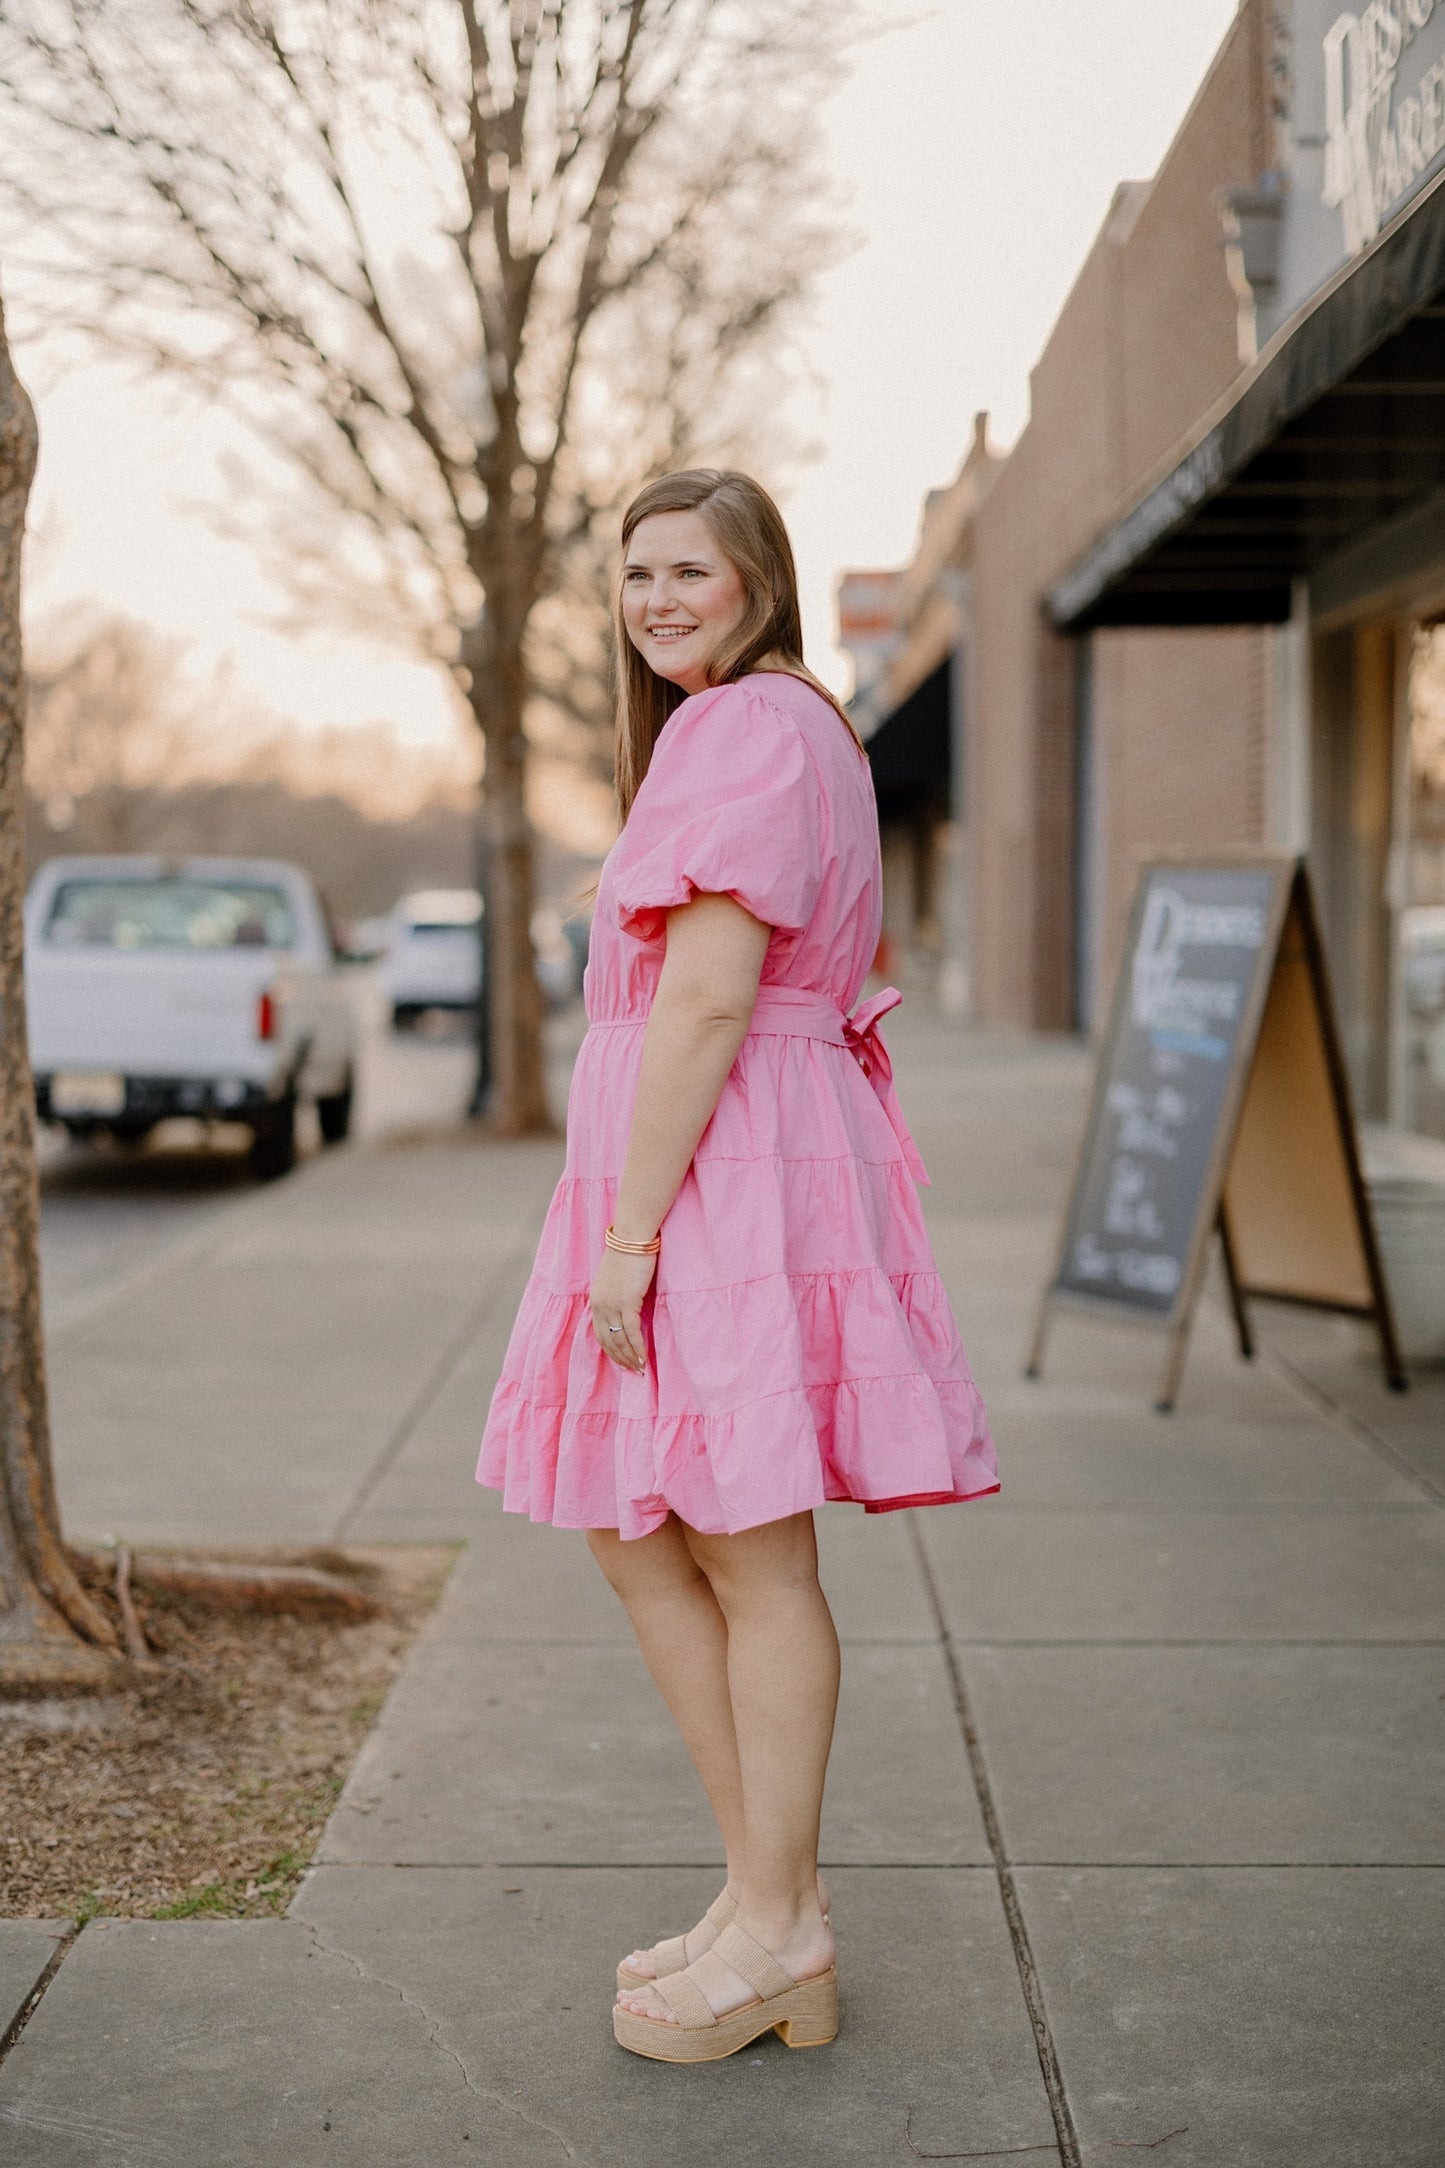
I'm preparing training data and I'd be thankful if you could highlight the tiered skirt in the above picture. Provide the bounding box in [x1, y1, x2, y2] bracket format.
[477, 1018, 998, 1539]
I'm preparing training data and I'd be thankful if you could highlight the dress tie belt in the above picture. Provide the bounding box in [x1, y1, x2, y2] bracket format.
[588, 984, 929, 1185]
[744, 984, 931, 1187]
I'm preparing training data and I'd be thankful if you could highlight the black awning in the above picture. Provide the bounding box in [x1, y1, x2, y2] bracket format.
[862, 657, 951, 820]
[1048, 178, 1445, 630]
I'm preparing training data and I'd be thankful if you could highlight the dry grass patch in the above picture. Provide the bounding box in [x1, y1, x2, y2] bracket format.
[0, 1545, 454, 1921]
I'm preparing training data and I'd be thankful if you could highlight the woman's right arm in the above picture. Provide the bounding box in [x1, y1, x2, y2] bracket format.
[589, 892, 769, 1371]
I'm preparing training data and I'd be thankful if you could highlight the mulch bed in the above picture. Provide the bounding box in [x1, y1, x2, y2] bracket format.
[0, 1545, 453, 1922]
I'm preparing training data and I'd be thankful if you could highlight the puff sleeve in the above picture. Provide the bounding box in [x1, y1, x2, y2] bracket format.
[613, 682, 825, 946]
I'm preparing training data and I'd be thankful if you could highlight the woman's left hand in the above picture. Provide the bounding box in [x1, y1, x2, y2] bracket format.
[590, 1246, 655, 1373]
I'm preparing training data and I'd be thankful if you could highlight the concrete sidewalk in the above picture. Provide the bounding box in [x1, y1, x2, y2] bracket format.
[2, 1009, 1442, 2165]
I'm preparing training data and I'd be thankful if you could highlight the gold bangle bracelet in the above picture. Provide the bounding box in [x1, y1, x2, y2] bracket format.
[605, 1224, 661, 1256]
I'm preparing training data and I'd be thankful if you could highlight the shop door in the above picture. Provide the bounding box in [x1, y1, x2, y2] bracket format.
[1401, 622, 1445, 1142]
[1309, 621, 1396, 1120]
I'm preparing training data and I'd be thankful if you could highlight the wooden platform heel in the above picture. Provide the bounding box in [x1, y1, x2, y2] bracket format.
[612, 1922, 839, 2064]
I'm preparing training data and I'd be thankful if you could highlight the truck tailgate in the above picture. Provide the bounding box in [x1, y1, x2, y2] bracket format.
[27, 949, 282, 1079]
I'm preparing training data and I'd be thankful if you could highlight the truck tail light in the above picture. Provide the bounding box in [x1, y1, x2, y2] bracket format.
[256, 990, 277, 1041]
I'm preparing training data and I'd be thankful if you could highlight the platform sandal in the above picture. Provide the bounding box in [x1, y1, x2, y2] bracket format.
[616, 1889, 737, 1992]
[612, 1921, 838, 2064]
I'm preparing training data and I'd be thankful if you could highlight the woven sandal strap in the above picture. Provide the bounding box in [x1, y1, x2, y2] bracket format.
[648, 1967, 716, 2030]
[711, 1923, 794, 2001]
[647, 1933, 688, 1977]
[703, 1890, 738, 1932]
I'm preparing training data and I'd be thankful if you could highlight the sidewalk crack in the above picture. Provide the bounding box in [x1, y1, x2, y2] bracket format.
[1260, 1337, 1445, 1506]
[300, 1921, 591, 2164]
[0, 1920, 81, 2074]
[332, 1243, 528, 1543]
[906, 1518, 1080, 2168]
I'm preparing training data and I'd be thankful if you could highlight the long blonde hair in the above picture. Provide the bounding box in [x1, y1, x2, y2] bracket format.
[614, 469, 864, 823]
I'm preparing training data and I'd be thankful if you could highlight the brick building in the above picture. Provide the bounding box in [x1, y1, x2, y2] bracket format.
[848, 0, 1445, 1151]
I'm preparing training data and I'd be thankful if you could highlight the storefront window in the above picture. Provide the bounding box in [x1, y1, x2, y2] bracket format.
[1402, 625, 1445, 1141]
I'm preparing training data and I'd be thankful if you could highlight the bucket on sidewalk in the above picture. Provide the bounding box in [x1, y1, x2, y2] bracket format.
[1366, 1174, 1445, 1365]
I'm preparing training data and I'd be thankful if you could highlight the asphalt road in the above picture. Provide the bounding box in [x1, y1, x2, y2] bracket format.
[37, 1008, 481, 1337]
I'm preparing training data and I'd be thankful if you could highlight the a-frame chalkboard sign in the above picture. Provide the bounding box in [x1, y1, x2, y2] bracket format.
[1027, 856, 1406, 1412]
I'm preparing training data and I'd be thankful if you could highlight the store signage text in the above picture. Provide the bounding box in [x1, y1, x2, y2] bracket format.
[1323, 1, 1445, 255]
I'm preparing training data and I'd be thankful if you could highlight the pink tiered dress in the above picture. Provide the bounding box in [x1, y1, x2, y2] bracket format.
[476, 671, 997, 1539]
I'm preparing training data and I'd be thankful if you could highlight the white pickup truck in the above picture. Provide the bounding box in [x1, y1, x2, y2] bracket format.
[25, 854, 359, 1179]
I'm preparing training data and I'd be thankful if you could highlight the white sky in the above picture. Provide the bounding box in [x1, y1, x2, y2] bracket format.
[23, 0, 1241, 759]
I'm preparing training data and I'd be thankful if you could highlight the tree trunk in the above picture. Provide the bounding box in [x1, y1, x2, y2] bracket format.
[0, 288, 122, 1690]
[463, 598, 553, 1139]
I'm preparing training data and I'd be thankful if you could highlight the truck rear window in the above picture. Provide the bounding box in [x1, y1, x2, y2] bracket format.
[45, 879, 297, 951]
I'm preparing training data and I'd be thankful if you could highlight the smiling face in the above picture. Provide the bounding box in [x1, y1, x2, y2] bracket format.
[620, 508, 749, 696]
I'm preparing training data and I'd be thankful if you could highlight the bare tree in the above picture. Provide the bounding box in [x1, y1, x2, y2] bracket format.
[0, 283, 121, 1689]
[25, 613, 210, 848]
[0, 0, 850, 1132]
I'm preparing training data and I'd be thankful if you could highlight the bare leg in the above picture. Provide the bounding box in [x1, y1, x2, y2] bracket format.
[616, 1512, 839, 2022]
[587, 1518, 744, 1971]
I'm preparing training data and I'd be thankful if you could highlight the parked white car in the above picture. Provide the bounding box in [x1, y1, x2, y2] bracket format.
[25, 854, 358, 1179]
[379, 889, 483, 1028]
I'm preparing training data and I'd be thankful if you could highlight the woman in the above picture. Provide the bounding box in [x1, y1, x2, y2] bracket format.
[477, 469, 997, 2064]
